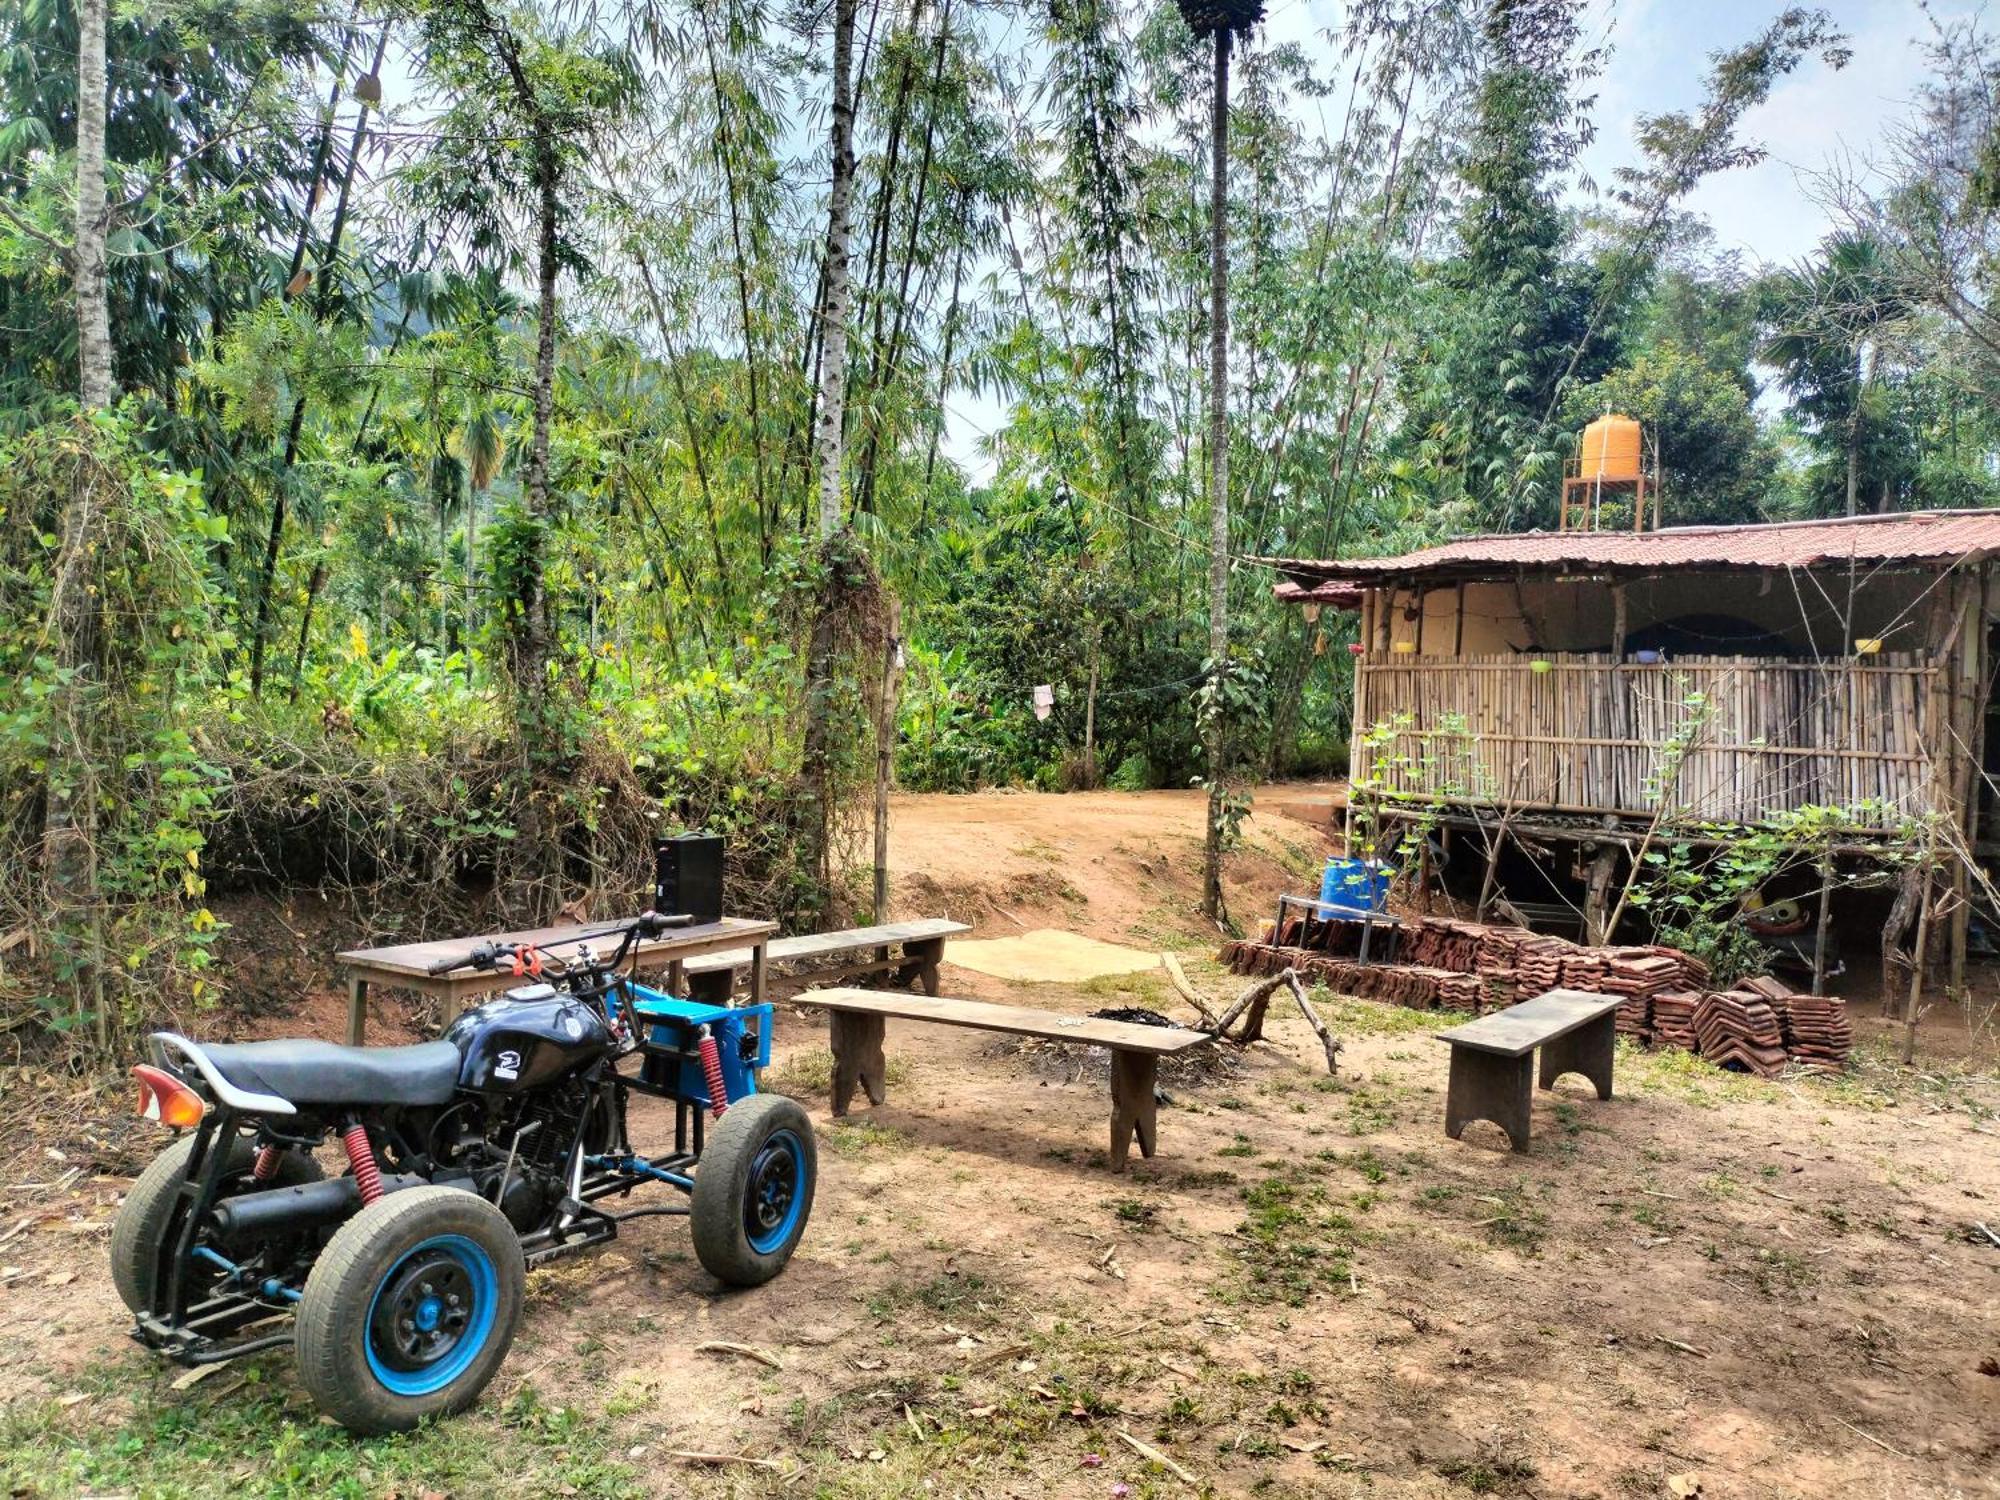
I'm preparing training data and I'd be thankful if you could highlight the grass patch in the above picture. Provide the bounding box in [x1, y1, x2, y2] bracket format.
[823, 1118, 911, 1155]
[1229, 1174, 1359, 1306]
[765, 1047, 910, 1098]
[0, 1364, 640, 1499]
[1318, 995, 1474, 1038]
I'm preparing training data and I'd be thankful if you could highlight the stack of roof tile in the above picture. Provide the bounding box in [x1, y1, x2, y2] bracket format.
[1437, 972, 1483, 1012]
[1752, 978, 1854, 1069]
[1693, 991, 1788, 1077]
[1601, 950, 1684, 1045]
[1650, 990, 1701, 1051]
[1371, 965, 1456, 1009]
[1476, 927, 1526, 972]
[1479, 967, 1520, 1016]
[1403, 919, 1484, 974]
[1561, 952, 1606, 991]
[1517, 936, 1572, 993]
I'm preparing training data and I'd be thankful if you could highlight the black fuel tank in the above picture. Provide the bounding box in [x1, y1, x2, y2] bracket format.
[444, 986, 611, 1094]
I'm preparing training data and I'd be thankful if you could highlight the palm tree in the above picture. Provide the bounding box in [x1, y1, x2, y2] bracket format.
[1762, 233, 1912, 516]
[1177, 0, 1263, 923]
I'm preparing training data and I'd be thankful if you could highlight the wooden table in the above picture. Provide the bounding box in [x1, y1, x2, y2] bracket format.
[1434, 989, 1621, 1153]
[337, 917, 778, 1044]
[684, 918, 970, 1000]
[794, 987, 1213, 1170]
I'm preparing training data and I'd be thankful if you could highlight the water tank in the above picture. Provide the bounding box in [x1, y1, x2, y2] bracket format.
[1579, 414, 1643, 481]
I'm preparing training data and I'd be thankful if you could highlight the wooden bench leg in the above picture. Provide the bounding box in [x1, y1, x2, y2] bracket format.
[1538, 1015, 1615, 1100]
[904, 937, 944, 997]
[1445, 1048, 1533, 1154]
[688, 969, 735, 1007]
[1109, 1051, 1158, 1171]
[346, 975, 369, 1046]
[830, 1012, 887, 1116]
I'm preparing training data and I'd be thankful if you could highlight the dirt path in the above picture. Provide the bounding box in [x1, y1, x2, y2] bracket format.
[4, 787, 1999, 1499]
[881, 785, 1332, 945]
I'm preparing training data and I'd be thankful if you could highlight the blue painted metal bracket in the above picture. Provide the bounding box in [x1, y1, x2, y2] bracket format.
[620, 980, 772, 1108]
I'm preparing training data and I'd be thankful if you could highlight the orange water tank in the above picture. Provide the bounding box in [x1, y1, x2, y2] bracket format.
[1578, 413, 1643, 481]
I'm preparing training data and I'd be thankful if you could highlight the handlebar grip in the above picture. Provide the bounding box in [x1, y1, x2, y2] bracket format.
[423, 953, 463, 976]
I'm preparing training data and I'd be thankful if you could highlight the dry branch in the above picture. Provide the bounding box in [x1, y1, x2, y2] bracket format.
[1281, 969, 1342, 1074]
[1117, 1428, 1196, 1485]
[1162, 951, 1220, 1027]
[1208, 970, 1290, 1040]
[695, 1339, 783, 1371]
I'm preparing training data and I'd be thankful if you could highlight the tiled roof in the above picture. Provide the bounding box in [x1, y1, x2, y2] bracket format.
[1268, 511, 2000, 590]
[1272, 578, 1364, 609]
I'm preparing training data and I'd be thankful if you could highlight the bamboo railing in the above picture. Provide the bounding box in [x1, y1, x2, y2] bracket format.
[1354, 652, 1942, 826]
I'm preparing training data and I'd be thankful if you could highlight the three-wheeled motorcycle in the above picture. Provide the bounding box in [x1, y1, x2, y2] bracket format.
[115, 912, 816, 1433]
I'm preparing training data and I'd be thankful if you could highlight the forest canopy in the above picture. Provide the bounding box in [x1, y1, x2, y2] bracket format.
[5, 0, 2000, 1043]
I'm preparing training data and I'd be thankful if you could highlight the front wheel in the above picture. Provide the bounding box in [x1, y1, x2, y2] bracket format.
[690, 1093, 816, 1287]
[294, 1186, 523, 1434]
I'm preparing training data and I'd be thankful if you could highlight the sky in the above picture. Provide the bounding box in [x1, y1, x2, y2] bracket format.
[1258, 0, 1946, 271]
[939, 1, 1953, 481]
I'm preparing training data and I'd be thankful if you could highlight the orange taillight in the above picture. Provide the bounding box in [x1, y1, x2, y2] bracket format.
[132, 1064, 206, 1129]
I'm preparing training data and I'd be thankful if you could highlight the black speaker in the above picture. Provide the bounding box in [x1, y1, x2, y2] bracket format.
[654, 833, 724, 924]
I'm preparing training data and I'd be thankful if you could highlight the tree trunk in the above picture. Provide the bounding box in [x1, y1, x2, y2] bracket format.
[46, 0, 116, 1042]
[1200, 28, 1233, 924]
[483, 3, 564, 917]
[75, 0, 112, 409]
[874, 617, 901, 922]
[464, 484, 480, 656]
[799, 0, 862, 917]
[815, 0, 859, 538]
[1844, 345, 1865, 518]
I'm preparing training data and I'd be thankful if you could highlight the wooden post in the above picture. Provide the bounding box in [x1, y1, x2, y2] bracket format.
[1453, 581, 1467, 656]
[1947, 572, 1979, 1001]
[1413, 587, 1426, 656]
[1373, 588, 1392, 653]
[1582, 840, 1618, 946]
[1810, 850, 1833, 997]
[1610, 583, 1627, 661]
[1902, 856, 1936, 1064]
[1475, 820, 1508, 922]
[346, 973, 369, 1046]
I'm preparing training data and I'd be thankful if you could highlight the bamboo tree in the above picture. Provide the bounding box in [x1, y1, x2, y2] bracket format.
[815, 0, 860, 538]
[1177, 0, 1262, 923]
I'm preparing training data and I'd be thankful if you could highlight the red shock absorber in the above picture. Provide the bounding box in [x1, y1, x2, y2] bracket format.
[342, 1123, 385, 1205]
[698, 1028, 729, 1119]
[251, 1144, 283, 1182]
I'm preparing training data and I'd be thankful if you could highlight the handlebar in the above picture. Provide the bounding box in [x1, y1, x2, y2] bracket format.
[420, 911, 696, 977]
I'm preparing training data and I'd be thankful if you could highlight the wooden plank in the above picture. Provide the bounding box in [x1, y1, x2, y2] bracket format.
[793, 987, 1210, 1054]
[339, 916, 777, 979]
[685, 919, 970, 975]
[1435, 989, 1622, 1058]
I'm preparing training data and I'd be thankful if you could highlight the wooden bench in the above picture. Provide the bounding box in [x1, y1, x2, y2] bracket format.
[793, 987, 1210, 1171]
[683, 919, 969, 1003]
[1435, 989, 1621, 1153]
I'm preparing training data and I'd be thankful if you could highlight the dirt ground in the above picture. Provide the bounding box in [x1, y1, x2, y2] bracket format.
[3, 786, 1999, 1499]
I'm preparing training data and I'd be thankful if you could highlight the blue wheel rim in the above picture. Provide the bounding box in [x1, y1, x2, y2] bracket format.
[364, 1233, 498, 1397]
[745, 1129, 808, 1255]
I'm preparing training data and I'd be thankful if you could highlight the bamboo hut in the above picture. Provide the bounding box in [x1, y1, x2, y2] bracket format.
[1271, 510, 2000, 991]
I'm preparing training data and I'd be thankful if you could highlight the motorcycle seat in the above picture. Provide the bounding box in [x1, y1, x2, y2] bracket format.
[158, 1034, 463, 1109]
